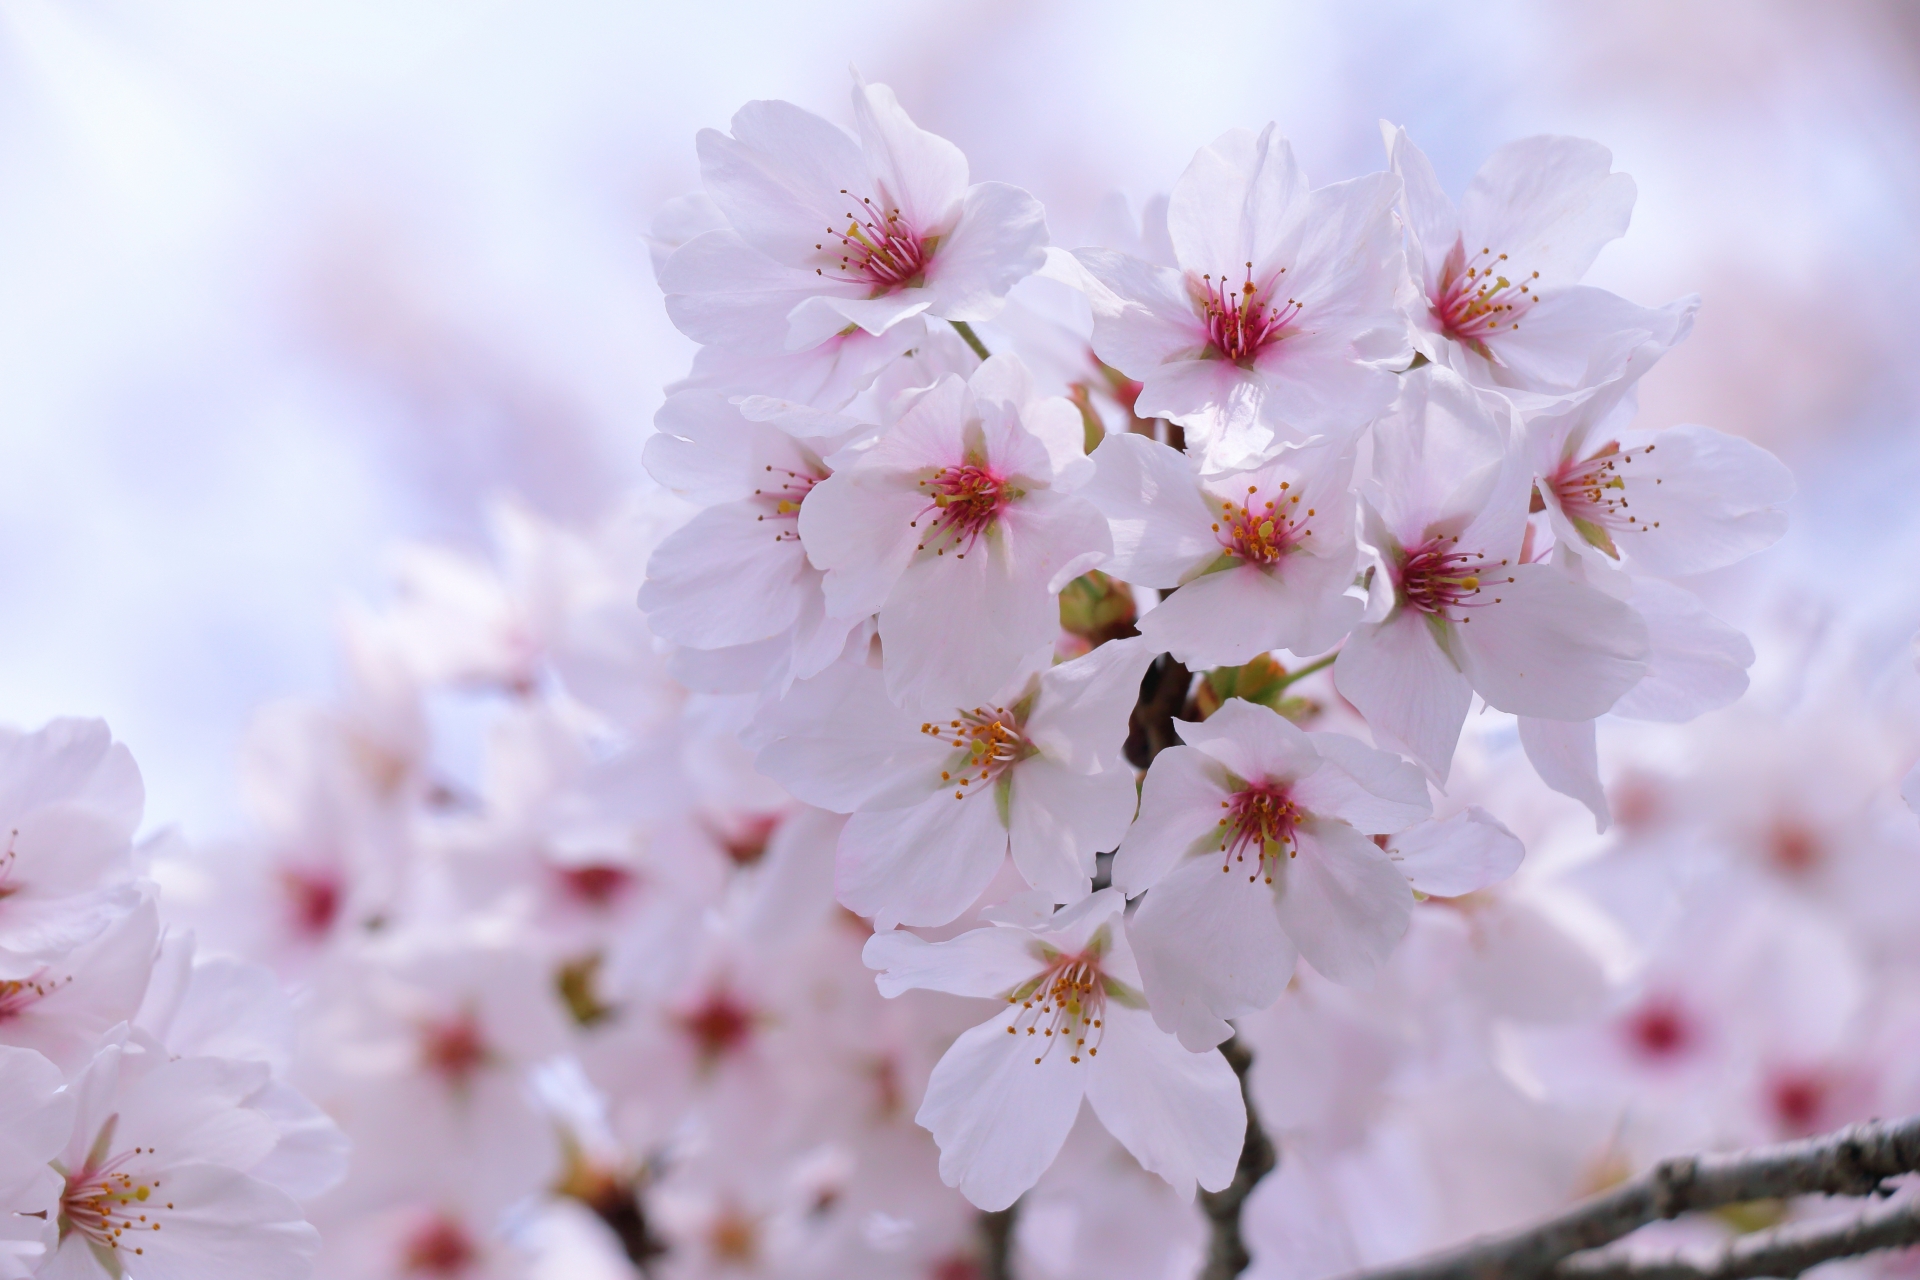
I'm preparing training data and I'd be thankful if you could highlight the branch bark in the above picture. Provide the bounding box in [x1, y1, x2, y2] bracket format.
[1199, 1035, 1279, 1280]
[1339, 1114, 1920, 1280]
[1557, 1195, 1920, 1280]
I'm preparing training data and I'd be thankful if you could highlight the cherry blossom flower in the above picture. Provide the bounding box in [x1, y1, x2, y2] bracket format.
[1084, 431, 1363, 667]
[44, 1030, 321, 1280]
[798, 356, 1111, 709]
[753, 638, 1154, 927]
[0, 895, 158, 1072]
[0, 719, 144, 981]
[1386, 126, 1698, 405]
[659, 75, 1046, 370]
[1111, 699, 1436, 1049]
[1072, 124, 1410, 469]
[1524, 376, 1794, 579]
[1333, 368, 1650, 778]
[0, 1044, 72, 1280]
[864, 889, 1244, 1210]
[640, 390, 869, 691]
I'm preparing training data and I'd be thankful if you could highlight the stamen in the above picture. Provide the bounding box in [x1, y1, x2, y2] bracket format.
[1397, 535, 1512, 623]
[1216, 784, 1300, 884]
[1005, 952, 1109, 1065]
[752, 463, 825, 544]
[1197, 261, 1300, 364]
[912, 463, 1013, 559]
[813, 191, 930, 293]
[921, 707, 1033, 799]
[1213, 481, 1310, 565]
[1432, 240, 1541, 358]
[1550, 441, 1662, 556]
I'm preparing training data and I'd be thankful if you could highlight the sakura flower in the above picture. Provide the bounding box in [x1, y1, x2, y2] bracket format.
[1333, 368, 1649, 778]
[44, 1030, 321, 1280]
[1084, 431, 1363, 667]
[0, 895, 158, 1072]
[864, 889, 1245, 1210]
[1072, 125, 1409, 469]
[0, 718, 144, 979]
[1386, 127, 1697, 404]
[1524, 376, 1793, 579]
[1111, 699, 1434, 1049]
[640, 390, 868, 688]
[0, 1045, 72, 1280]
[659, 76, 1046, 366]
[798, 356, 1112, 708]
[753, 638, 1154, 927]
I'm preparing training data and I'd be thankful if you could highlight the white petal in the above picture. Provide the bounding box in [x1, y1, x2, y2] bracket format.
[922, 182, 1050, 321]
[1007, 760, 1133, 904]
[1174, 696, 1321, 786]
[1025, 635, 1158, 774]
[1455, 563, 1649, 719]
[1084, 1004, 1246, 1199]
[1518, 715, 1611, 831]
[1459, 135, 1635, 284]
[1077, 248, 1207, 374]
[1609, 580, 1752, 722]
[638, 501, 810, 648]
[1295, 731, 1431, 833]
[1110, 747, 1233, 896]
[1333, 611, 1473, 779]
[1083, 432, 1220, 587]
[837, 789, 1010, 929]
[698, 100, 867, 264]
[751, 661, 946, 812]
[1166, 125, 1305, 279]
[1272, 819, 1412, 985]
[1129, 854, 1296, 1050]
[850, 79, 969, 235]
[863, 925, 1045, 999]
[1602, 424, 1794, 578]
[917, 1013, 1088, 1210]
[1386, 806, 1524, 898]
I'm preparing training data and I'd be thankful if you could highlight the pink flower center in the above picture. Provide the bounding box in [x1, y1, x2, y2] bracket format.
[0, 965, 68, 1020]
[1767, 820, 1823, 876]
[1397, 535, 1511, 621]
[912, 462, 1013, 558]
[677, 988, 758, 1064]
[1215, 783, 1301, 884]
[1212, 482, 1313, 565]
[419, 1011, 490, 1086]
[752, 464, 824, 545]
[1621, 996, 1696, 1063]
[1197, 262, 1301, 364]
[921, 706, 1032, 800]
[816, 193, 930, 292]
[711, 812, 782, 869]
[280, 866, 343, 938]
[402, 1212, 480, 1276]
[556, 863, 634, 907]
[1005, 952, 1107, 1066]
[1432, 240, 1540, 355]
[60, 1138, 171, 1261]
[1550, 441, 1660, 548]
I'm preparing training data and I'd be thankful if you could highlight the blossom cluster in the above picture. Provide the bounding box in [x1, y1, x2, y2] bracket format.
[0, 720, 345, 1279]
[18, 72, 1920, 1280]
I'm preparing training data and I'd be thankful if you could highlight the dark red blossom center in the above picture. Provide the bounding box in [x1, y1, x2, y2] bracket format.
[281, 867, 343, 938]
[557, 863, 634, 907]
[420, 1011, 490, 1086]
[402, 1213, 479, 1276]
[1433, 240, 1540, 355]
[1398, 535, 1511, 622]
[912, 462, 1013, 558]
[815, 191, 929, 292]
[1215, 783, 1301, 884]
[1622, 997, 1695, 1063]
[1197, 261, 1301, 364]
[678, 989, 757, 1063]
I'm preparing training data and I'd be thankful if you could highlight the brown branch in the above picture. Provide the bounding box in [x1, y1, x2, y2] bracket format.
[978, 1203, 1017, 1280]
[1199, 1035, 1280, 1280]
[1558, 1195, 1920, 1280]
[1338, 1115, 1920, 1280]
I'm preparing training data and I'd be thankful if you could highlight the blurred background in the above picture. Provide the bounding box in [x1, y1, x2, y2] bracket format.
[3, 0, 1918, 837]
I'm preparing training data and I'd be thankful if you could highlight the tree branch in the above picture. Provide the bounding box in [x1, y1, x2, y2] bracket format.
[1199, 1035, 1280, 1280]
[978, 1203, 1017, 1280]
[1557, 1195, 1920, 1280]
[1338, 1115, 1920, 1280]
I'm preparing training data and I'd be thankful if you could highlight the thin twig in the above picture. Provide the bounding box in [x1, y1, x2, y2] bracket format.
[978, 1203, 1017, 1280]
[1199, 1035, 1279, 1280]
[1338, 1115, 1920, 1280]
[951, 319, 992, 361]
[1558, 1195, 1920, 1280]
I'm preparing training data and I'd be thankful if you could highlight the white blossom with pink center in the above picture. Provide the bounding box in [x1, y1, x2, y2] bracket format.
[1333, 367, 1650, 779]
[798, 355, 1111, 710]
[1071, 124, 1410, 470]
[752, 637, 1154, 927]
[865, 890, 1245, 1211]
[1084, 430, 1364, 668]
[658, 74, 1046, 400]
[1386, 126, 1699, 407]
[1108, 699, 1493, 1051]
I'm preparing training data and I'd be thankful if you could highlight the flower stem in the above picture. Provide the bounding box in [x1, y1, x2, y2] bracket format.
[951, 319, 992, 361]
[1276, 650, 1338, 689]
